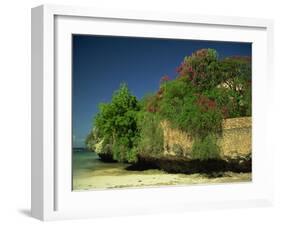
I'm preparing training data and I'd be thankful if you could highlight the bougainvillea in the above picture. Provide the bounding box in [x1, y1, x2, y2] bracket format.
[196, 95, 217, 112]
[175, 49, 221, 92]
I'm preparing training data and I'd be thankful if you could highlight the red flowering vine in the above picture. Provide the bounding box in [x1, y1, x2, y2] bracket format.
[197, 95, 217, 112]
[160, 75, 171, 83]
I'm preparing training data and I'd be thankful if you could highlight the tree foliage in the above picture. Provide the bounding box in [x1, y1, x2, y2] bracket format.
[86, 83, 140, 163]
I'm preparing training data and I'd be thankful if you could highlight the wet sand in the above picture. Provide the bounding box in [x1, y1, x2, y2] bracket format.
[72, 151, 251, 191]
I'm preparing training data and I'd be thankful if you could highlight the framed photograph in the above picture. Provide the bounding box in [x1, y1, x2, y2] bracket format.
[31, 4, 274, 221]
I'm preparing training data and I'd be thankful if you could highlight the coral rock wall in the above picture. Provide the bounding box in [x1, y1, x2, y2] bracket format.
[162, 117, 252, 160]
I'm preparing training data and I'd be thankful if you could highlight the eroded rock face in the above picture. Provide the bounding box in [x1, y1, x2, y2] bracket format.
[161, 117, 252, 161]
[161, 120, 193, 158]
[218, 117, 251, 160]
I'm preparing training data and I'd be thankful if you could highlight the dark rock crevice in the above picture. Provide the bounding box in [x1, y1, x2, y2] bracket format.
[126, 155, 251, 175]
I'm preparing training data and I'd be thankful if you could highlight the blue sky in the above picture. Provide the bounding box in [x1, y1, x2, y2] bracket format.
[72, 35, 251, 147]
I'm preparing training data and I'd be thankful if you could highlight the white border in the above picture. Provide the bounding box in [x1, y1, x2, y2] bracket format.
[31, 4, 274, 221]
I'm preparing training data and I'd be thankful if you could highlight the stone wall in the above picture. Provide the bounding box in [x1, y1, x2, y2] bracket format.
[162, 117, 252, 160]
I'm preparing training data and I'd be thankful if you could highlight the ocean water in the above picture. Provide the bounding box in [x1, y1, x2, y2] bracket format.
[73, 150, 130, 176]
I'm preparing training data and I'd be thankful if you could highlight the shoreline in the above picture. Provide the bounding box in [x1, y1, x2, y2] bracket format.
[72, 151, 251, 191]
[73, 171, 251, 190]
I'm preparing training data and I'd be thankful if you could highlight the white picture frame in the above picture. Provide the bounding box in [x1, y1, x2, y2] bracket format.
[31, 4, 274, 221]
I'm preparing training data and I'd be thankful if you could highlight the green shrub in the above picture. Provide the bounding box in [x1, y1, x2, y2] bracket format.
[126, 147, 138, 163]
[158, 79, 222, 137]
[137, 112, 164, 158]
[172, 144, 184, 156]
[191, 134, 221, 160]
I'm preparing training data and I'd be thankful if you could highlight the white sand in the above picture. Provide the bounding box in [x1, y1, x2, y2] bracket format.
[73, 167, 251, 191]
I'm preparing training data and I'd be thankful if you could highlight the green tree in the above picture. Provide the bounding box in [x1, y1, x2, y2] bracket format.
[91, 83, 140, 163]
[218, 57, 252, 117]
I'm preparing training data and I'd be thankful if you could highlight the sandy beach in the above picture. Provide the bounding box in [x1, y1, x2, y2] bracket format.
[72, 151, 251, 191]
